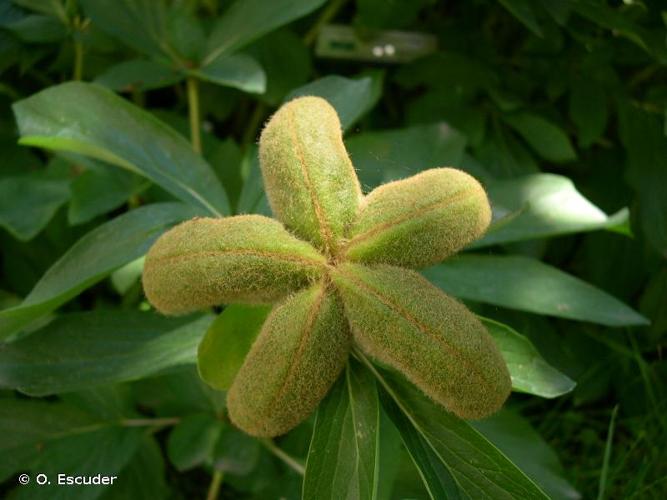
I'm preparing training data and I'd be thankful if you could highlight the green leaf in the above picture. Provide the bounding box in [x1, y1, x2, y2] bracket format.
[472, 411, 580, 500]
[203, 0, 326, 65]
[166, 5, 206, 61]
[4, 14, 67, 43]
[0, 202, 202, 340]
[480, 317, 575, 398]
[303, 359, 379, 500]
[473, 173, 628, 247]
[236, 145, 272, 216]
[0, 398, 97, 481]
[498, 0, 543, 37]
[194, 53, 266, 93]
[212, 426, 261, 475]
[13, 426, 143, 500]
[111, 257, 145, 295]
[13, 0, 68, 20]
[503, 112, 577, 163]
[94, 59, 184, 92]
[167, 413, 223, 471]
[619, 101, 667, 257]
[286, 75, 380, 131]
[359, 355, 549, 499]
[0, 175, 69, 240]
[380, 390, 461, 500]
[197, 304, 270, 391]
[13, 82, 229, 216]
[68, 164, 148, 225]
[102, 436, 168, 500]
[0, 311, 214, 396]
[80, 0, 169, 59]
[250, 29, 311, 106]
[348, 124, 467, 189]
[569, 79, 607, 148]
[570, 1, 667, 62]
[355, 0, 431, 29]
[133, 366, 225, 417]
[425, 255, 649, 326]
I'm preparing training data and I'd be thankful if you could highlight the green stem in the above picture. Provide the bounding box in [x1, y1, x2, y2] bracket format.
[187, 77, 202, 154]
[73, 38, 83, 81]
[121, 417, 180, 427]
[303, 0, 349, 46]
[260, 439, 305, 475]
[206, 470, 224, 500]
[241, 102, 266, 148]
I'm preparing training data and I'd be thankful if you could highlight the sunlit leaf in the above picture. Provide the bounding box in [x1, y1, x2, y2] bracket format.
[425, 255, 649, 326]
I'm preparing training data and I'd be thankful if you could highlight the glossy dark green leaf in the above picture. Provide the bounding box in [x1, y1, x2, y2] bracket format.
[303, 359, 379, 500]
[0, 175, 69, 240]
[103, 436, 168, 500]
[472, 411, 580, 500]
[12, 426, 143, 500]
[286, 75, 380, 131]
[4, 14, 67, 43]
[0, 398, 97, 482]
[571, 2, 667, 62]
[480, 317, 575, 398]
[503, 112, 576, 163]
[619, 101, 667, 257]
[0, 311, 213, 395]
[348, 123, 467, 189]
[251, 29, 311, 106]
[166, 5, 206, 61]
[212, 426, 261, 475]
[425, 255, 649, 326]
[167, 413, 223, 471]
[355, 0, 431, 29]
[0, 202, 203, 340]
[80, 0, 169, 59]
[236, 145, 271, 216]
[569, 80, 607, 148]
[94, 59, 184, 92]
[197, 304, 270, 391]
[380, 391, 460, 500]
[476, 123, 540, 177]
[474, 174, 628, 247]
[13, 0, 68, 19]
[358, 355, 549, 499]
[498, 0, 542, 36]
[194, 53, 266, 93]
[132, 366, 225, 417]
[203, 0, 326, 64]
[68, 164, 148, 225]
[13, 82, 229, 216]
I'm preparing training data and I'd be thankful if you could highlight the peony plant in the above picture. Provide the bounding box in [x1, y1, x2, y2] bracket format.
[142, 96, 511, 437]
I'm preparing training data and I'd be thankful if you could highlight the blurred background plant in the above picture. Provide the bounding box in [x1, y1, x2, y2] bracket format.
[0, 0, 665, 499]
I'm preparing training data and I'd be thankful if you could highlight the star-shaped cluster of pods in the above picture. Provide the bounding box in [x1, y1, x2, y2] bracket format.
[142, 96, 511, 437]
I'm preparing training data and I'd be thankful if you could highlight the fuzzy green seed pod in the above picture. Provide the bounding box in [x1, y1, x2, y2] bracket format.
[142, 215, 325, 315]
[343, 168, 492, 269]
[227, 283, 351, 437]
[331, 262, 510, 420]
[259, 96, 362, 255]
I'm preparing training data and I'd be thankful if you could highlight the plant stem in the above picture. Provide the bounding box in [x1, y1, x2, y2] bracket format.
[303, 0, 349, 46]
[73, 39, 83, 81]
[121, 417, 180, 427]
[260, 439, 305, 476]
[187, 77, 202, 154]
[206, 470, 224, 500]
[241, 102, 266, 148]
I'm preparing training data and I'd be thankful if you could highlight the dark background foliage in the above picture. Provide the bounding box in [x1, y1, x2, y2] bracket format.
[0, 0, 665, 499]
